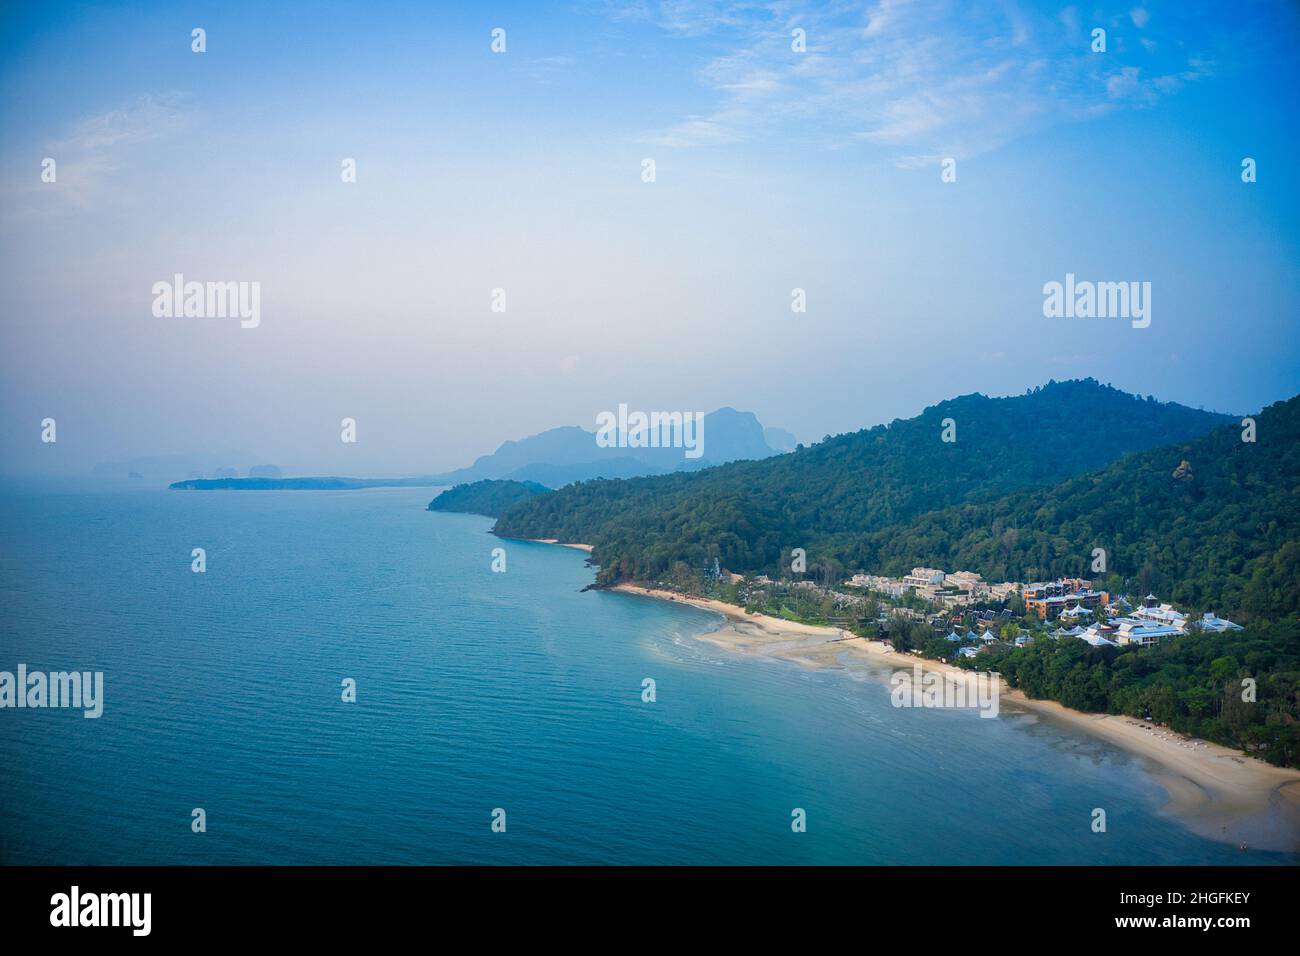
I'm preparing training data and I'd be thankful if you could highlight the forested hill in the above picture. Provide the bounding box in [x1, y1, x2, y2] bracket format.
[427, 479, 549, 518]
[493, 379, 1237, 586]
[858, 393, 1300, 621]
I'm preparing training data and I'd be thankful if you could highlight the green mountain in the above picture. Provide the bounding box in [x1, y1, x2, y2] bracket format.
[428, 479, 549, 518]
[494, 379, 1268, 606]
[861, 393, 1300, 621]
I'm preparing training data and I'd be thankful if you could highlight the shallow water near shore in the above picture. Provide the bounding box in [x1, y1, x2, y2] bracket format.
[1, 484, 1294, 865]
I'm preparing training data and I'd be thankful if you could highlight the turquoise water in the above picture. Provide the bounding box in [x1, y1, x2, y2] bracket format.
[0, 484, 1291, 865]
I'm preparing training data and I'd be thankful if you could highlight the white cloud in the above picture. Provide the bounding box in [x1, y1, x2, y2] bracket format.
[626, 0, 1214, 163]
[3, 92, 188, 218]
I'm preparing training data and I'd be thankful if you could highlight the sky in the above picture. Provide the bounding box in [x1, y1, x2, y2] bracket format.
[1, 0, 1298, 476]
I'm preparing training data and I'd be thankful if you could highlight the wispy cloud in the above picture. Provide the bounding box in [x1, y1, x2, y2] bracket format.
[527, 55, 577, 82]
[3, 92, 188, 219]
[625, 0, 1225, 164]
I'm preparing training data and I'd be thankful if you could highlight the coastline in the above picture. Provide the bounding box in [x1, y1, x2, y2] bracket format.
[609, 582, 1300, 854]
[523, 538, 593, 552]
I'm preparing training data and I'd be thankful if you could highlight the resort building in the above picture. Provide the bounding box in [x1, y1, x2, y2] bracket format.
[987, 582, 1021, 602]
[1022, 579, 1091, 602]
[847, 573, 908, 598]
[904, 567, 946, 588]
[1132, 595, 1189, 632]
[1196, 612, 1244, 632]
[1023, 580, 1109, 620]
[1053, 625, 1086, 638]
[945, 570, 990, 599]
[1079, 633, 1119, 647]
[1106, 618, 1182, 647]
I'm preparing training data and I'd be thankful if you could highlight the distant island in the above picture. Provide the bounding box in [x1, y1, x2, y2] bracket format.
[171, 476, 442, 490]
[167, 405, 797, 493]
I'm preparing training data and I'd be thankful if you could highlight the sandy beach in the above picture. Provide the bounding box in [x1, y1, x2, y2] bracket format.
[524, 538, 594, 552]
[612, 582, 1300, 854]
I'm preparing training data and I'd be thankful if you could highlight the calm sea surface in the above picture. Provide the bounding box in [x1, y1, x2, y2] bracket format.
[0, 484, 1292, 864]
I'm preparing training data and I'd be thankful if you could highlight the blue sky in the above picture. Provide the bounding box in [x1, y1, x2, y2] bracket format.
[1, 1, 1297, 474]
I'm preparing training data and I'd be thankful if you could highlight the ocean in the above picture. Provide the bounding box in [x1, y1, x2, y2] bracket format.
[0, 484, 1291, 865]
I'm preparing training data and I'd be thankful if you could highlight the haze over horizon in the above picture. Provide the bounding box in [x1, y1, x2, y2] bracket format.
[46, 380, 1261, 481]
[2, 1, 1298, 477]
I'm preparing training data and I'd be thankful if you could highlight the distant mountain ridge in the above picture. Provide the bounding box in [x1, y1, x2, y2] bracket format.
[427, 406, 787, 486]
[167, 406, 791, 492]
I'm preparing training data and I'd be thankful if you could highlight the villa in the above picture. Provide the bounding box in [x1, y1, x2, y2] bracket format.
[1107, 618, 1182, 647]
[1079, 633, 1119, 647]
[1023, 580, 1110, 620]
[1196, 611, 1244, 632]
[904, 567, 946, 588]
[1132, 594, 1189, 631]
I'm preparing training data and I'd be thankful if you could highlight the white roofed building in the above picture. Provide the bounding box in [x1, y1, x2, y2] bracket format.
[1134, 596, 1189, 632]
[1108, 618, 1181, 647]
[1196, 612, 1244, 632]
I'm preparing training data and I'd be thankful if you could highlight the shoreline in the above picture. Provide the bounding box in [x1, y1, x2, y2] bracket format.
[522, 538, 593, 552]
[609, 582, 1300, 854]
